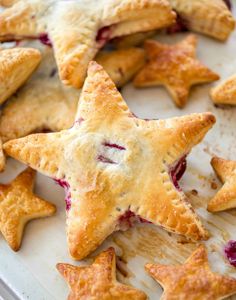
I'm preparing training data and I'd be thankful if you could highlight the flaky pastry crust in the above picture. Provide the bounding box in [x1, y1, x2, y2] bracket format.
[0, 167, 56, 251]
[210, 74, 236, 105]
[169, 0, 235, 41]
[145, 245, 236, 300]
[96, 48, 146, 88]
[57, 247, 147, 300]
[0, 47, 41, 105]
[133, 35, 219, 108]
[4, 62, 215, 260]
[0, 0, 175, 88]
[208, 156, 236, 212]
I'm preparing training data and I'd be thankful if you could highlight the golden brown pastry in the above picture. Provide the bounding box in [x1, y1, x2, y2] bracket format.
[0, 168, 56, 251]
[210, 74, 236, 105]
[113, 31, 157, 49]
[133, 35, 219, 108]
[96, 48, 146, 88]
[0, 47, 41, 105]
[57, 247, 147, 300]
[0, 45, 147, 174]
[4, 62, 215, 260]
[0, 0, 175, 88]
[169, 0, 235, 41]
[146, 245, 236, 300]
[208, 156, 236, 212]
[0, 46, 146, 143]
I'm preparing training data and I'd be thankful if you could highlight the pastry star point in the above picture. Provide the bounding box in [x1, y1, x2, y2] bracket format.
[0, 167, 56, 251]
[4, 62, 215, 260]
[57, 247, 147, 300]
[133, 34, 219, 108]
[145, 245, 236, 300]
[207, 156, 236, 212]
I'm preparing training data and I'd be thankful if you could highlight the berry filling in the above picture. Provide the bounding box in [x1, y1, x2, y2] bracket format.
[96, 26, 113, 48]
[39, 33, 52, 47]
[225, 240, 236, 267]
[223, 0, 232, 10]
[118, 210, 151, 230]
[97, 154, 116, 164]
[103, 142, 126, 151]
[169, 155, 187, 190]
[167, 12, 188, 34]
[55, 179, 71, 210]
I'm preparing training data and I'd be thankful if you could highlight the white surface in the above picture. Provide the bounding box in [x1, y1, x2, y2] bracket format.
[1, 5, 236, 300]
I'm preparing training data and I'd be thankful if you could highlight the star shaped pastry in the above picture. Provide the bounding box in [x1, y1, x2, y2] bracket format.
[168, 0, 235, 41]
[145, 245, 236, 300]
[0, 0, 175, 88]
[133, 35, 219, 108]
[210, 74, 236, 106]
[207, 156, 236, 212]
[57, 247, 147, 300]
[0, 167, 56, 251]
[4, 61, 215, 260]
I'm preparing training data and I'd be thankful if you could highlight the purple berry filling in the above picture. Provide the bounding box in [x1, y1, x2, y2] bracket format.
[223, 0, 232, 10]
[118, 210, 152, 228]
[225, 240, 236, 267]
[96, 26, 112, 47]
[167, 12, 188, 34]
[103, 142, 126, 151]
[97, 154, 116, 164]
[169, 155, 187, 190]
[55, 179, 71, 210]
[39, 33, 52, 47]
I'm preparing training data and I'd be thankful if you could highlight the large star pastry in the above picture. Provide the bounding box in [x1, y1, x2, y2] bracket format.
[57, 247, 147, 300]
[133, 35, 219, 108]
[4, 61, 215, 260]
[0, 167, 56, 251]
[145, 245, 236, 300]
[208, 156, 236, 212]
[210, 73, 236, 106]
[0, 0, 175, 88]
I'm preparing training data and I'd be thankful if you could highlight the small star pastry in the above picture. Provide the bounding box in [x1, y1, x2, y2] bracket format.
[0, 47, 41, 105]
[208, 156, 236, 212]
[96, 48, 146, 88]
[133, 35, 219, 108]
[4, 61, 215, 260]
[0, 0, 175, 88]
[0, 167, 56, 251]
[57, 247, 147, 300]
[210, 74, 236, 105]
[168, 0, 235, 41]
[145, 245, 236, 300]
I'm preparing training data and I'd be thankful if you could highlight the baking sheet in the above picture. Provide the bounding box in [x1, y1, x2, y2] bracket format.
[1, 4, 236, 300]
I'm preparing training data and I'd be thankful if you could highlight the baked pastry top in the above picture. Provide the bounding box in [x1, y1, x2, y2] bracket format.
[0, 0, 175, 88]
[210, 73, 236, 105]
[169, 0, 235, 41]
[133, 35, 219, 108]
[0, 47, 41, 105]
[0, 44, 146, 173]
[3, 61, 216, 259]
[0, 168, 56, 251]
[208, 156, 236, 212]
[57, 247, 147, 300]
[145, 245, 236, 300]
